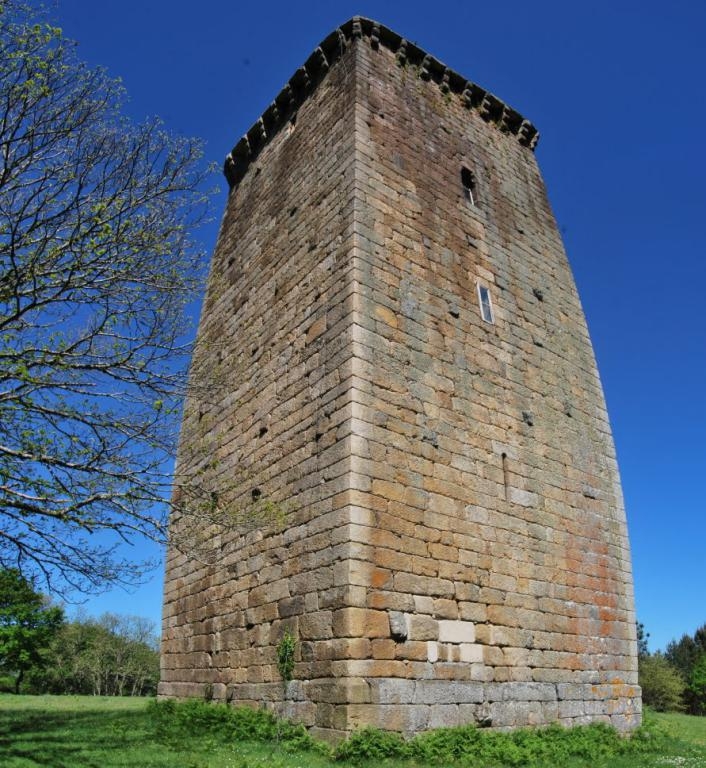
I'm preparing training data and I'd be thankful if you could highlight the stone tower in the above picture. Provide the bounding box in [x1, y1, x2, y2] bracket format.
[160, 17, 641, 739]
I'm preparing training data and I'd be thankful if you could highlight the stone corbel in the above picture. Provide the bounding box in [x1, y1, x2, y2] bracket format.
[255, 118, 267, 143]
[295, 66, 311, 90]
[518, 120, 539, 148]
[370, 23, 381, 50]
[397, 39, 408, 65]
[314, 47, 329, 72]
[440, 68, 451, 94]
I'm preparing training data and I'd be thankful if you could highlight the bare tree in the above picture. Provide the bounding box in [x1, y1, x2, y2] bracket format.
[0, 2, 214, 595]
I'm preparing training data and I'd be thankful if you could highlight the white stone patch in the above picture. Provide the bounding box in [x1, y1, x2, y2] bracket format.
[438, 620, 475, 643]
[427, 641, 439, 662]
[459, 643, 484, 663]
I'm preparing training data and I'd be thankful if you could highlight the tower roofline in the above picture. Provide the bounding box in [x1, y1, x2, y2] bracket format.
[224, 16, 539, 188]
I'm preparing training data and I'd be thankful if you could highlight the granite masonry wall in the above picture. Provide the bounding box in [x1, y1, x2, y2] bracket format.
[161, 17, 641, 740]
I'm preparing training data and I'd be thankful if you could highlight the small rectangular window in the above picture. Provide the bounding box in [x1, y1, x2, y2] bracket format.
[461, 166, 476, 206]
[477, 283, 494, 324]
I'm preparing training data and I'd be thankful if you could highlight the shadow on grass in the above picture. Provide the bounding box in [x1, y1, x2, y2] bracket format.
[0, 706, 151, 767]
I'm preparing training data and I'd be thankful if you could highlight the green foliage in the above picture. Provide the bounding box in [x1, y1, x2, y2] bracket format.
[665, 624, 706, 679]
[639, 654, 686, 712]
[276, 630, 296, 683]
[0, 0, 214, 595]
[334, 721, 661, 765]
[26, 612, 159, 696]
[685, 654, 706, 716]
[637, 621, 650, 658]
[148, 699, 328, 756]
[665, 623, 706, 715]
[5, 694, 706, 768]
[0, 568, 63, 693]
[334, 726, 410, 761]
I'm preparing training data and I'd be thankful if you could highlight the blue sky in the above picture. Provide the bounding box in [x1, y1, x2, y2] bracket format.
[51, 0, 705, 653]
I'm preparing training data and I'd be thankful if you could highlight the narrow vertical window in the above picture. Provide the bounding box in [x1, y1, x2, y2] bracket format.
[477, 283, 494, 324]
[501, 452, 509, 502]
[461, 166, 476, 205]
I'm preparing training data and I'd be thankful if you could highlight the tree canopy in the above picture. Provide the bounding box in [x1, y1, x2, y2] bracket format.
[26, 611, 159, 697]
[665, 623, 706, 715]
[0, 567, 63, 693]
[0, 2, 213, 594]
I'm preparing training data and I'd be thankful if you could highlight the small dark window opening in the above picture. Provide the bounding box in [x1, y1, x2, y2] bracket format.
[461, 167, 476, 206]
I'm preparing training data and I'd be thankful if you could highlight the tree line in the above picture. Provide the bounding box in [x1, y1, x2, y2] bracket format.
[638, 621, 706, 715]
[0, 568, 159, 696]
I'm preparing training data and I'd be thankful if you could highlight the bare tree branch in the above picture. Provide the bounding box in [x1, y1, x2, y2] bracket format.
[0, 1, 216, 596]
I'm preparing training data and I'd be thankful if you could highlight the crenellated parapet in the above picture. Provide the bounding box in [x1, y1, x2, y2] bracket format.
[224, 16, 539, 188]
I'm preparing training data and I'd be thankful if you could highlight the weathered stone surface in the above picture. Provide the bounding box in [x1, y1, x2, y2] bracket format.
[369, 678, 415, 704]
[415, 680, 484, 704]
[388, 611, 408, 641]
[160, 16, 640, 739]
[408, 614, 439, 641]
[439, 620, 475, 644]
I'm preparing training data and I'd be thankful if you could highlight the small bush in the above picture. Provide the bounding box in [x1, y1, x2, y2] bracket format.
[334, 727, 410, 762]
[335, 720, 662, 766]
[640, 654, 686, 711]
[148, 699, 325, 755]
[276, 630, 296, 683]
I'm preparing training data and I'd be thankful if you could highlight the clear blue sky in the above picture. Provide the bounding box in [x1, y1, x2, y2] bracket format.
[51, 0, 705, 653]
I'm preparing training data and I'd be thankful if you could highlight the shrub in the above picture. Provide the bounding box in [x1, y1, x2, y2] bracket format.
[276, 630, 296, 683]
[148, 699, 326, 755]
[335, 720, 661, 765]
[150, 698, 664, 766]
[333, 727, 410, 762]
[639, 654, 686, 711]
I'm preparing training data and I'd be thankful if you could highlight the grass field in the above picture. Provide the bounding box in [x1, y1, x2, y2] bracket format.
[1, 694, 705, 767]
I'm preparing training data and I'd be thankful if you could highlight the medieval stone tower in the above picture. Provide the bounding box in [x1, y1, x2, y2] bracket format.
[160, 17, 641, 739]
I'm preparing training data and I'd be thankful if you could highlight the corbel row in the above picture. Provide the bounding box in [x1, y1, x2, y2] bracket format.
[224, 16, 538, 187]
[224, 27, 349, 187]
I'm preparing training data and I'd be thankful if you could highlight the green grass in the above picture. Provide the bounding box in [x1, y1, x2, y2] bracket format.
[0, 694, 705, 768]
[653, 710, 706, 747]
[0, 694, 331, 768]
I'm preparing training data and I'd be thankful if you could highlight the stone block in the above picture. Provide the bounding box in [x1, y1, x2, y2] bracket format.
[438, 620, 475, 643]
[369, 678, 416, 704]
[299, 611, 333, 640]
[459, 643, 484, 663]
[427, 641, 439, 662]
[333, 608, 390, 638]
[433, 598, 459, 619]
[388, 610, 409, 641]
[415, 680, 484, 704]
[429, 704, 461, 728]
[414, 595, 434, 614]
[408, 614, 439, 641]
